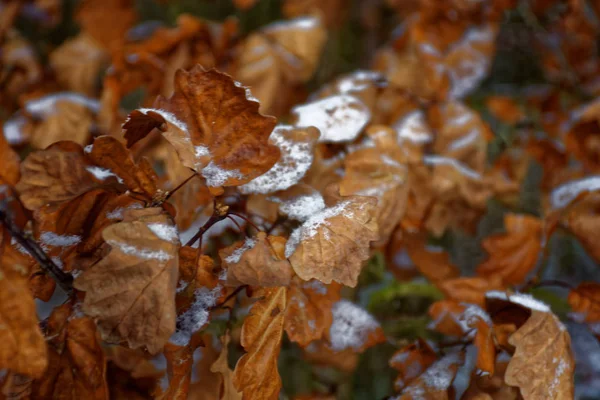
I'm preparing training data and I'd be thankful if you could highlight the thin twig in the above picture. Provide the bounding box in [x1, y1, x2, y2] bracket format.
[0, 206, 73, 294]
[184, 214, 227, 247]
[213, 285, 248, 310]
[228, 212, 262, 233]
[164, 172, 198, 202]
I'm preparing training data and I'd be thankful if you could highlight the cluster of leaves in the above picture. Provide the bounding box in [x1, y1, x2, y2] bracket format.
[2, 0, 600, 399]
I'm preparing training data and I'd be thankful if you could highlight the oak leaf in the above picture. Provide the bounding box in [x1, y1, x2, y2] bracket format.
[284, 278, 341, 347]
[505, 310, 575, 399]
[74, 207, 180, 354]
[438, 276, 504, 307]
[389, 338, 437, 391]
[285, 194, 379, 287]
[233, 287, 287, 400]
[0, 272, 47, 378]
[568, 282, 600, 323]
[476, 213, 543, 285]
[123, 67, 280, 189]
[219, 232, 293, 287]
[402, 232, 460, 284]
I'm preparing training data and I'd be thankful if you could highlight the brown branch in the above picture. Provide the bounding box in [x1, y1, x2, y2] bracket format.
[0, 205, 73, 294]
[164, 171, 198, 202]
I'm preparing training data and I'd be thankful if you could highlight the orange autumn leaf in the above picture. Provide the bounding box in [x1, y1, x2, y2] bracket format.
[402, 232, 460, 284]
[219, 232, 293, 287]
[74, 207, 180, 354]
[476, 213, 543, 285]
[394, 352, 464, 399]
[438, 276, 504, 307]
[123, 66, 280, 189]
[233, 287, 287, 400]
[284, 278, 341, 347]
[160, 341, 195, 400]
[0, 132, 20, 185]
[285, 194, 379, 287]
[505, 310, 575, 400]
[210, 333, 242, 400]
[0, 272, 47, 378]
[568, 282, 600, 323]
[389, 338, 437, 391]
[472, 317, 496, 376]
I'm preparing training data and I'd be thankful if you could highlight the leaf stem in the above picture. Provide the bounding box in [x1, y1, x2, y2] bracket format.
[164, 171, 198, 202]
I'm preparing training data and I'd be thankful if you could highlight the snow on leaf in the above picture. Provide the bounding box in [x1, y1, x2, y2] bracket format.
[550, 176, 600, 209]
[292, 94, 371, 143]
[170, 285, 222, 346]
[485, 291, 551, 313]
[327, 300, 384, 352]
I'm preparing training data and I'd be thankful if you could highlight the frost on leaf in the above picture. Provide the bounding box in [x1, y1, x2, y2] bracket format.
[0, 273, 48, 378]
[239, 125, 320, 194]
[233, 287, 287, 400]
[285, 278, 341, 347]
[393, 352, 465, 400]
[476, 213, 543, 285]
[123, 66, 280, 188]
[219, 232, 293, 287]
[268, 184, 326, 222]
[292, 94, 371, 143]
[285, 194, 379, 287]
[327, 300, 385, 352]
[389, 338, 437, 392]
[550, 175, 600, 209]
[505, 311, 575, 399]
[74, 207, 180, 354]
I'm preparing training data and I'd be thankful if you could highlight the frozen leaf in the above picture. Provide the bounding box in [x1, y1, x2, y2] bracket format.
[505, 311, 575, 399]
[568, 283, 600, 323]
[0, 273, 47, 378]
[550, 176, 600, 210]
[476, 213, 543, 285]
[284, 278, 341, 347]
[74, 207, 180, 354]
[210, 334, 242, 400]
[285, 194, 379, 287]
[389, 338, 437, 391]
[393, 352, 465, 400]
[292, 94, 371, 143]
[33, 303, 109, 399]
[123, 67, 280, 188]
[239, 126, 320, 194]
[233, 287, 287, 400]
[219, 232, 293, 287]
[267, 184, 326, 222]
[327, 300, 385, 352]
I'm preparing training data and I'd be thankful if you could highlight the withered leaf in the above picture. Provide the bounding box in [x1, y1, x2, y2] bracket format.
[124, 67, 280, 188]
[505, 311, 575, 399]
[0, 132, 20, 185]
[439, 276, 504, 307]
[476, 213, 543, 285]
[402, 232, 460, 284]
[285, 195, 378, 287]
[219, 232, 293, 287]
[389, 338, 437, 391]
[0, 273, 47, 378]
[568, 282, 600, 322]
[233, 287, 287, 400]
[211, 334, 242, 400]
[74, 207, 180, 354]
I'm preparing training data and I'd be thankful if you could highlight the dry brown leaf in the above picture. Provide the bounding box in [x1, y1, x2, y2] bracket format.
[505, 311, 575, 399]
[486, 96, 525, 125]
[325, 299, 385, 353]
[219, 232, 293, 287]
[461, 359, 521, 400]
[394, 352, 464, 399]
[211, 334, 242, 400]
[0, 131, 20, 185]
[439, 276, 505, 307]
[160, 341, 195, 400]
[476, 213, 542, 285]
[568, 282, 600, 323]
[74, 207, 180, 354]
[188, 334, 222, 400]
[233, 287, 287, 400]
[123, 67, 280, 189]
[76, 0, 137, 50]
[402, 232, 460, 284]
[0, 272, 47, 378]
[284, 278, 341, 347]
[389, 338, 437, 391]
[473, 317, 496, 376]
[32, 303, 109, 399]
[285, 194, 378, 287]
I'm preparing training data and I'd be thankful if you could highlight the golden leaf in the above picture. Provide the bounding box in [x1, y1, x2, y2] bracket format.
[219, 232, 293, 287]
[233, 287, 287, 400]
[74, 207, 180, 354]
[0, 132, 20, 185]
[402, 231, 460, 284]
[438, 276, 504, 307]
[285, 194, 378, 287]
[211, 334, 242, 400]
[0, 272, 47, 378]
[505, 311, 575, 400]
[394, 352, 464, 399]
[568, 282, 600, 323]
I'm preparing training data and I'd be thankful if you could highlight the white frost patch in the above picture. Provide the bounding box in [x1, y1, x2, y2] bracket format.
[239, 126, 316, 194]
[394, 110, 433, 144]
[485, 291, 551, 312]
[3, 116, 27, 145]
[25, 92, 100, 117]
[194, 145, 210, 158]
[284, 201, 352, 257]
[335, 70, 386, 94]
[51, 257, 64, 270]
[329, 300, 381, 351]
[423, 155, 482, 180]
[40, 232, 81, 247]
[10, 237, 29, 255]
[106, 203, 143, 220]
[137, 108, 188, 134]
[201, 161, 243, 187]
[170, 285, 222, 346]
[107, 240, 173, 262]
[269, 191, 326, 222]
[549, 358, 569, 397]
[456, 304, 492, 336]
[148, 223, 179, 243]
[302, 280, 327, 295]
[233, 80, 260, 103]
[224, 237, 256, 264]
[293, 94, 370, 143]
[86, 166, 123, 183]
[448, 128, 480, 151]
[398, 353, 463, 397]
[550, 176, 600, 209]
[266, 16, 319, 32]
[84, 144, 93, 153]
